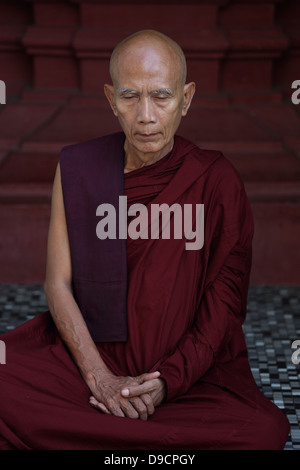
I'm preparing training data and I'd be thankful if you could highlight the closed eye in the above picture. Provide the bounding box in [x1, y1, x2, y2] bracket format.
[118, 89, 139, 100]
[151, 89, 173, 101]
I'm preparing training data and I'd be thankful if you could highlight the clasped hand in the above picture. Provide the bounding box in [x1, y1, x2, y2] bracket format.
[88, 370, 166, 421]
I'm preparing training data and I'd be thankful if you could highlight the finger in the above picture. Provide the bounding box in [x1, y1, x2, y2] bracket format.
[106, 397, 126, 418]
[89, 397, 111, 414]
[130, 371, 160, 386]
[141, 393, 155, 416]
[89, 395, 100, 405]
[90, 396, 137, 420]
[120, 399, 141, 420]
[129, 396, 149, 421]
[121, 379, 158, 398]
[138, 371, 160, 382]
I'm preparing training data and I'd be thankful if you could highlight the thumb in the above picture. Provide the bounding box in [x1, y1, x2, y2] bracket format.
[121, 371, 161, 397]
[138, 371, 160, 382]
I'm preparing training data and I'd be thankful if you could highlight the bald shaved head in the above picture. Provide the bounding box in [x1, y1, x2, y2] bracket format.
[110, 30, 187, 87]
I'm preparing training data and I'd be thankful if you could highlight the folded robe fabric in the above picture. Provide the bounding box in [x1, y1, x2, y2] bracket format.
[0, 133, 290, 450]
[60, 132, 128, 342]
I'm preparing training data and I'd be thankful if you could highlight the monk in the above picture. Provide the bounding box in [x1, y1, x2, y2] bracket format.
[0, 30, 290, 450]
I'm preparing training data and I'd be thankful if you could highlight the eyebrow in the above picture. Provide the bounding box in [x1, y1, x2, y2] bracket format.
[118, 88, 173, 96]
[152, 89, 173, 96]
[118, 89, 137, 95]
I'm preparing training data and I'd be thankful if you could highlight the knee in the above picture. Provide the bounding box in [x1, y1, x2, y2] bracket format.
[252, 405, 290, 450]
[0, 437, 15, 450]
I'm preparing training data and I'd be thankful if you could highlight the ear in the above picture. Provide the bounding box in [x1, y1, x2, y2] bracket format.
[104, 84, 118, 116]
[181, 82, 196, 117]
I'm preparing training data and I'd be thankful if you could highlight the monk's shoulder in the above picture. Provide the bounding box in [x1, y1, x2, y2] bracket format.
[187, 142, 244, 188]
[206, 151, 243, 184]
[60, 136, 101, 161]
[60, 132, 124, 163]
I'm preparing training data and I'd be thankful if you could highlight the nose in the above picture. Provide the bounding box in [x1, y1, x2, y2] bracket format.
[137, 96, 156, 124]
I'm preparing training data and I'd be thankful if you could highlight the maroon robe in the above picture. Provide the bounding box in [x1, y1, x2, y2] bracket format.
[0, 135, 290, 450]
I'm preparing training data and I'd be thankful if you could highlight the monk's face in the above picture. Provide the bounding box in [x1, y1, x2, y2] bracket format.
[105, 42, 195, 160]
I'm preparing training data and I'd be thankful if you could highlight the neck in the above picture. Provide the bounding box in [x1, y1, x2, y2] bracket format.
[124, 138, 174, 173]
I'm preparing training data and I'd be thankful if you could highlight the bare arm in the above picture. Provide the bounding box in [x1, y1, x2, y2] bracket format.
[44, 163, 112, 381]
[44, 163, 159, 419]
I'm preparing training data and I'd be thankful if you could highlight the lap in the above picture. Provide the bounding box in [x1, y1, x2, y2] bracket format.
[153, 382, 290, 450]
[0, 314, 290, 450]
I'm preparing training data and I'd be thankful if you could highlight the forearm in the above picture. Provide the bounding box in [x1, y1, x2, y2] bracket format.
[44, 281, 111, 384]
[155, 330, 214, 402]
[153, 247, 249, 402]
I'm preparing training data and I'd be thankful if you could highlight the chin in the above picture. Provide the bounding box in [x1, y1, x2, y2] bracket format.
[140, 144, 162, 155]
[134, 139, 166, 156]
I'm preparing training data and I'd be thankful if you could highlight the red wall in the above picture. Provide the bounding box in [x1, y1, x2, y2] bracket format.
[0, 0, 300, 284]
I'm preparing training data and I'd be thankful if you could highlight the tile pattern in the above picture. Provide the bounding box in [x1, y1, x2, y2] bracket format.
[244, 286, 300, 450]
[0, 283, 299, 450]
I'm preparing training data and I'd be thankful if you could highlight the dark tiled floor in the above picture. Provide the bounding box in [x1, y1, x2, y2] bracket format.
[0, 283, 299, 450]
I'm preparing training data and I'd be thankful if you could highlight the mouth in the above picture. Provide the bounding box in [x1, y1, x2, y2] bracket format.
[136, 133, 160, 140]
